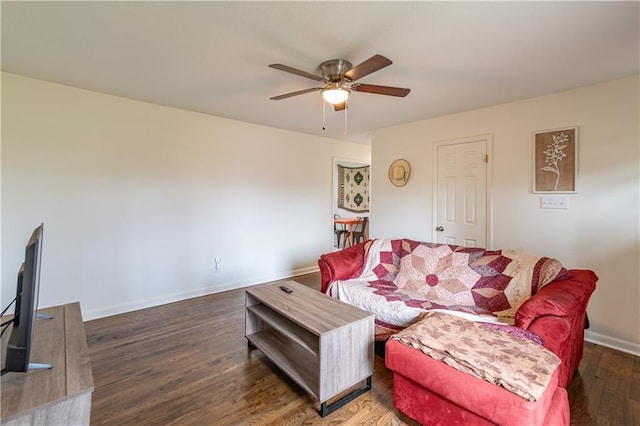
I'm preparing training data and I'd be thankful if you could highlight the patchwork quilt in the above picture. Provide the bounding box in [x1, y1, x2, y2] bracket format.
[327, 239, 569, 332]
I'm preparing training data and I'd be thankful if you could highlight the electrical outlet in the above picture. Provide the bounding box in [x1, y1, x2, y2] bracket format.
[214, 257, 222, 270]
[540, 196, 569, 209]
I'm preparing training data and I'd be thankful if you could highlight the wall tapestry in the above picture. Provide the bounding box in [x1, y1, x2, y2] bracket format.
[533, 127, 578, 193]
[338, 165, 370, 212]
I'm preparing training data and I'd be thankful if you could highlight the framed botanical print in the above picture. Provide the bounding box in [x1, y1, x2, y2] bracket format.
[533, 127, 578, 193]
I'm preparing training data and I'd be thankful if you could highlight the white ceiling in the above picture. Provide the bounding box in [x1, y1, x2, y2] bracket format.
[2, 1, 639, 144]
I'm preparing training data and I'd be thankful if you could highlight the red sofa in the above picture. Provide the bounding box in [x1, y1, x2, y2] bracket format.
[318, 240, 597, 424]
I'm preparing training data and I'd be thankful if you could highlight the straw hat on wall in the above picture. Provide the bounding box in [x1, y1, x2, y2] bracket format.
[388, 159, 411, 187]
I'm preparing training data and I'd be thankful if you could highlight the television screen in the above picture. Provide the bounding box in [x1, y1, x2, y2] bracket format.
[3, 223, 48, 373]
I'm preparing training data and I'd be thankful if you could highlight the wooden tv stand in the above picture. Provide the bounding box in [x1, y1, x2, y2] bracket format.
[1, 302, 94, 425]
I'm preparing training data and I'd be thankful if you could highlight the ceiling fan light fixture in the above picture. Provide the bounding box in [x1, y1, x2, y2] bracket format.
[322, 83, 350, 104]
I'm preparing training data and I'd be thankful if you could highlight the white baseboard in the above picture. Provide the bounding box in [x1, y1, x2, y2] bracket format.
[82, 265, 320, 321]
[584, 330, 640, 357]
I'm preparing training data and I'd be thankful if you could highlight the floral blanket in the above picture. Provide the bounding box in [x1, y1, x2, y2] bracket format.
[328, 239, 569, 330]
[393, 311, 561, 401]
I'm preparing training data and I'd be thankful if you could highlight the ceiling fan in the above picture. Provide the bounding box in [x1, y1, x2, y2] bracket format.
[269, 54, 410, 111]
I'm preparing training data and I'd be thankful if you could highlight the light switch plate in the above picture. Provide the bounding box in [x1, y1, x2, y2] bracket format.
[540, 195, 569, 209]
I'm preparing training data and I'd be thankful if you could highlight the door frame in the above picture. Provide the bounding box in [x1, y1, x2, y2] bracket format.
[431, 134, 493, 248]
[332, 156, 370, 250]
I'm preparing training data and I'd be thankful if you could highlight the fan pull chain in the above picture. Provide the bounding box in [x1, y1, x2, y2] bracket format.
[344, 101, 348, 135]
[322, 99, 326, 131]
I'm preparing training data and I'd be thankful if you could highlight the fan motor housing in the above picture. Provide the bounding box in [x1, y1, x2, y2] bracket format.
[319, 59, 352, 82]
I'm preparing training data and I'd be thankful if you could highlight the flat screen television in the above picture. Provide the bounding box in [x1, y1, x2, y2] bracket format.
[3, 223, 50, 373]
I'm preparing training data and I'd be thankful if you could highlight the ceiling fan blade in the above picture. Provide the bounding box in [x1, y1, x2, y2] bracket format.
[270, 87, 322, 100]
[351, 83, 411, 97]
[269, 64, 324, 81]
[344, 54, 392, 82]
[333, 101, 347, 111]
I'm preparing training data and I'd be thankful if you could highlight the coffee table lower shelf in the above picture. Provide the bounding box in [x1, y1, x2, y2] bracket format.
[247, 335, 372, 417]
[246, 330, 320, 399]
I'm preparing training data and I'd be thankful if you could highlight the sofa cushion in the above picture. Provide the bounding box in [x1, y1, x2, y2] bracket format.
[385, 338, 566, 425]
[392, 311, 560, 402]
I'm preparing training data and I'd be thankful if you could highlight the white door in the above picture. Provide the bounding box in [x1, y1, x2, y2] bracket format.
[434, 138, 489, 247]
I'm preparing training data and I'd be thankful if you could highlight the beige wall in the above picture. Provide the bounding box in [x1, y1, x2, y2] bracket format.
[1, 72, 370, 319]
[371, 76, 640, 355]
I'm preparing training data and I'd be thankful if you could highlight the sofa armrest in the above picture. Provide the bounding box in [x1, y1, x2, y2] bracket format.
[318, 240, 371, 293]
[528, 316, 571, 358]
[525, 316, 575, 388]
[515, 269, 597, 330]
[516, 269, 596, 388]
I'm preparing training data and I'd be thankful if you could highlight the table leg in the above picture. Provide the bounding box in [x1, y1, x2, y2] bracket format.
[318, 376, 372, 417]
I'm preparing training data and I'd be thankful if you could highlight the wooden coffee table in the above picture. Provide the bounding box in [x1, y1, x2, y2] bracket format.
[245, 280, 374, 417]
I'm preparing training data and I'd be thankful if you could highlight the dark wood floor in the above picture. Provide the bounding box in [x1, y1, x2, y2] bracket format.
[85, 272, 639, 425]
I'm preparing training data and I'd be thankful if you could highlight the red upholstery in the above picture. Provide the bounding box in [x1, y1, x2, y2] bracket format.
[386, 339, 570, 425]
[319, 244, 597, 423]
[318, 240, 370, 293]
[319, 245, 597, 387]
[515, 269, 596, 387]
[516, 270, 597, 329]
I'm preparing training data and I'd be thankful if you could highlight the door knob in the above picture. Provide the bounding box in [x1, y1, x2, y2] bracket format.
[435, 226, 444, 232]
